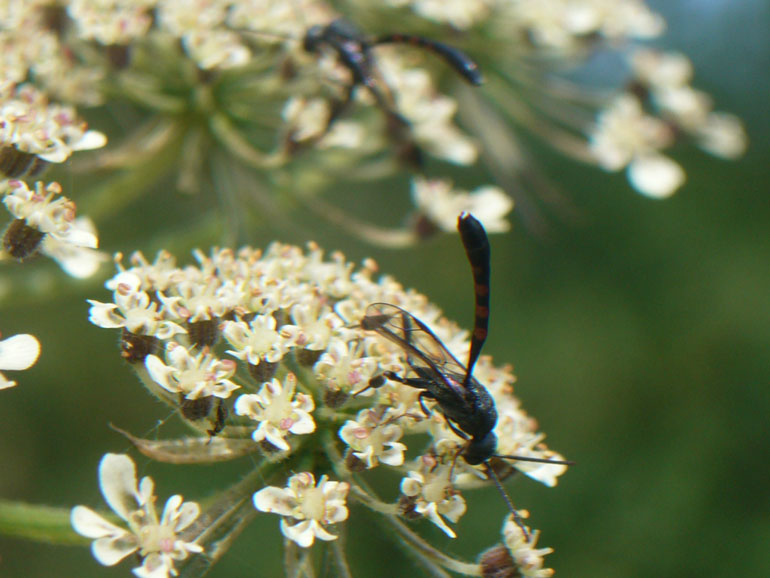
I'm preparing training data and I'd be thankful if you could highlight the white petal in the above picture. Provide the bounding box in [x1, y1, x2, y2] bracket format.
[132, 553, 174, 578]
[42, 238, 105, 278]
[281, 519, 316, 548]
[74, 130, 108, 151]
[0, 373, 17, 389]
[71, 505, 126, 539]
[92, 535, 138, 567]
[98, 454, 139, 520]
[87, 301, 125, 329]
[253, 486, 294, 516]
[288, 412, 316, 435]
[174, 501, 201, 532]
[0, 334, 40, 370]
[517, 461, 568, 487]
[628, 155, 685, 198]
[145, 355, 177, 392]
[309, 519, 338, 542]
[419, 502, 456, 538]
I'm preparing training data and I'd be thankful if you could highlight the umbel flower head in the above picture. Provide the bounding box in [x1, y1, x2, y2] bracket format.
[83, 236, 568, 575]
[0, 0, 744, 254]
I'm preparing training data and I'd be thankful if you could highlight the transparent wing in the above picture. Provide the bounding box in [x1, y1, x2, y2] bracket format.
[362, 302, 469, 396]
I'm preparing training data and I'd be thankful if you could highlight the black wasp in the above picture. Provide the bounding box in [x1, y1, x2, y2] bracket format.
[361, 212, 572, 535]
[300, 18, 483, 165]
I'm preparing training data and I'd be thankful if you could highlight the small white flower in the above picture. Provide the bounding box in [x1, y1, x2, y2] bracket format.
[501, 516, 555, 578]
[71, 453, 202, 578]
[400, 459, 467, 538]
[411, 177, 513, 233]
[0, 333, 40, 389]
[2, 181, 101, 265]
[590, 95, 684, 198]
[145, 343, 240, 400]
[339, 408, 407, 468]
[314, 338, 379, 393]
[223, 314, 290, 367]
[234, 373, 315, 451]
[280, 302, 343, 351]
[254, 472, 350, 548]
[88, 276, 187, 339]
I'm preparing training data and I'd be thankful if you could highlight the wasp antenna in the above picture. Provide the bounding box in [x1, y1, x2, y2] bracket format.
[457, 213, 491, 386]
[485, 464, 530, 540]
[494, 454, 576, 466]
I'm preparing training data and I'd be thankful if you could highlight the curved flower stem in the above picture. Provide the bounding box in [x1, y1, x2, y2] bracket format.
[0, 500, 87, 545]
[70, 118, 179, 172]
[329, 531, 353, 578]
[179, 457, 288, 577]
[294, 191, 418, 248]
[382, 513, 483, 577]
[78, 124, 186, 220]
[209, 113, 286, 169]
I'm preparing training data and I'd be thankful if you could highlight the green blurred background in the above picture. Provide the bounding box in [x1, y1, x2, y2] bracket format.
[1, 1, 768, 576]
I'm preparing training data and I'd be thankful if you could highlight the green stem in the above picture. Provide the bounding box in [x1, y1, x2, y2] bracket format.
[0, 500, 87, 546]
[79, 123, 186, 221]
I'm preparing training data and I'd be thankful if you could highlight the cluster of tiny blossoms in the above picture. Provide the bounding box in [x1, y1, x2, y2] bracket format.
[386, 0, 745, 199]
[1, 0, 741, 252]
[0, 0, 510, 245]
[0, 79, 106, 277]
[80, 240, 566, 575]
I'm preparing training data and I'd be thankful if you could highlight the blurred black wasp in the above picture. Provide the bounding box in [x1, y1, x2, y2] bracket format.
[361, 212, 572, 535]
[300, 18, 483, 165]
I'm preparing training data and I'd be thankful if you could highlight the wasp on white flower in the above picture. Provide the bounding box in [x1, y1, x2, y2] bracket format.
[71, 453, 203, 578]
[254, 472, 350, 548]
[84, 238, 568, 572]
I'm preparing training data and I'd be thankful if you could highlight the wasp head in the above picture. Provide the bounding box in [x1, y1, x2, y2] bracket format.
[463, 431, 497, 466]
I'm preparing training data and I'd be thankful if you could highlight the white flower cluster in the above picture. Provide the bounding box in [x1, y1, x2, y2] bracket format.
[590, 49, 747, 198]
[0, 84, 105, 170]
[1, 180, 104, 277]
[86, 240, 567, 544]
